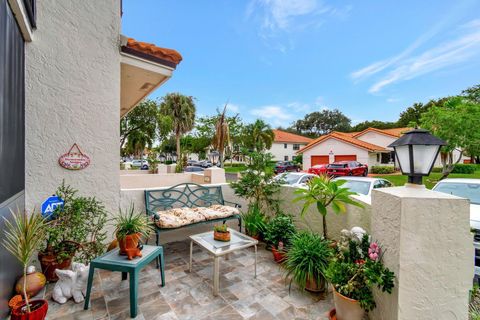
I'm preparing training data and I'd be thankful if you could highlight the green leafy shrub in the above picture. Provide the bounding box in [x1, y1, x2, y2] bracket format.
[165, 160, 174, 165]
[42, 182, 108, 264]
[452, 164, 476, 174]
[283, 231, 332, 292]
[213, 224, 228, 233]
[326, 228, 395, 312]
[241, 204, 267, 238]
[370, 166, 395, 174]
[264, 214, 296, 248]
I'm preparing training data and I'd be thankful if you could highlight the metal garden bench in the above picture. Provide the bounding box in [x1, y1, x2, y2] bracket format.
[144, 183, 242, 245]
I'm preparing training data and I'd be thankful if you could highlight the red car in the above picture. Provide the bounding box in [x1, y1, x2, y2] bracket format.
[308, 164, 329, 175]
[326, 161, 368, 177]
[274, 161, 301, 174]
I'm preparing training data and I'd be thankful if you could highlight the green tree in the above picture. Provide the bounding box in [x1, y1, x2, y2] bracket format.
[292, 109, 351, 137]
[397, 98, 449, 127]
[350, 120, 398, 132]
[241, 119, 275, 152]
[461, 84, 480, 104]
[420, 97, 480, 178]
[125, 129, 152, 158]
[212, 105, 230, 167]
[159, 93, 196, 167]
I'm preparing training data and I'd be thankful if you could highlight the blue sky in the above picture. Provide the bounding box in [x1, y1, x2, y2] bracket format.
[122, 0, 480, 128]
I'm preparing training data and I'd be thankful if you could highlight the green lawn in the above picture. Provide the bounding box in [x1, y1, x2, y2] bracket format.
[224, 166, 247, 173]
[377, 170, 480, 189]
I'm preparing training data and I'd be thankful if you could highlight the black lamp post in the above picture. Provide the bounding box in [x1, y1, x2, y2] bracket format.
[388, 129, 446, 185]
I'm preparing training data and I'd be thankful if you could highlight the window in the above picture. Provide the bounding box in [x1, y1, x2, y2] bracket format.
[284, 156, 289, 161]
[381, 153, 391, 164]
[376, 153, 380, 163]
[293, 144, 300, 150]
[284, 143, 287, 149]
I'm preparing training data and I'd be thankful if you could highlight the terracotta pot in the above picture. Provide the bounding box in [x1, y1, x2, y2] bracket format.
[328, 309, 337, 320]
[251, 234, 261, 241]
[117, 233, 142, 255]
[271, 247, 286, 263]
[38, 252, 72, 282]
[305, 275, 326, 293]
[214, 231, 231, 242]
[332, 286, 365, 320]
[15, 269, 46, 297]
[11, 299, 48, 320]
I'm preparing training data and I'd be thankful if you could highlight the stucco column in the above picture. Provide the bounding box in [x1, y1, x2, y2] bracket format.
[369, 185, 473, 320]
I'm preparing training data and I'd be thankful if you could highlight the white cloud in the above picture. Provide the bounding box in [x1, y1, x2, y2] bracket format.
[227, 103, 240, 113]
[250, 105, 295, 127]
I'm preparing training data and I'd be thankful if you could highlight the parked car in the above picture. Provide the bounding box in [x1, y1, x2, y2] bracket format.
[432, 179, 480, 231]
[274, 161, 301, 174]
[332, 176, 393, 203]
[184, 166, 205, 173]
[140, 163, 149, 170]
[327, 161, 368, 177]
[308, 164, 329, 175]
[187, 160, 199, 166]
[131, 159, 148, 168]
[273, 172, 316, 188]
[194, 160, 213, 168]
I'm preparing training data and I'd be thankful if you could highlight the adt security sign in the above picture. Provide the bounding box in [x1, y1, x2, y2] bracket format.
[41, 195, 64, 219]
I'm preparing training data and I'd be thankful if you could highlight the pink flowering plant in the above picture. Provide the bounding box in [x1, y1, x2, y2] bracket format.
[326, 228, 395, 311]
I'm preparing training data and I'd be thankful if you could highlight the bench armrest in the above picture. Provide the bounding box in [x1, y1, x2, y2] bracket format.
[146, 208, 160, 221]
[224, 200, 241, 209]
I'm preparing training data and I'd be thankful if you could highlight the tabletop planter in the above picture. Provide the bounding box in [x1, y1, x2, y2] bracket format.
[213, 225, 231, 242]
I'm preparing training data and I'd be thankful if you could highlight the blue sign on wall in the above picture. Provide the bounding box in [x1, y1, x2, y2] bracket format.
[41, 195, 64, 219]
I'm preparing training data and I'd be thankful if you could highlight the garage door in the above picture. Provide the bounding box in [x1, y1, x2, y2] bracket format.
[334, 155, 357, 162]
[311, 155, 329, 166]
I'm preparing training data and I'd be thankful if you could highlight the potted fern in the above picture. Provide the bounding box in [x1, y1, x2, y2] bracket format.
[241, 204, 267, 240]
[3, 209, 48, 320]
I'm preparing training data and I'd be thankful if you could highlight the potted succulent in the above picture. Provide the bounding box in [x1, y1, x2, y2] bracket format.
[283, 231, 332, 294]
[113, 205, 153, 259]
[3, 209, 49, 320]
[213, 225, 231, 242]
[38, 182, 108, 281]
[241, 203, 267, 240]
[264, 214, 296, 263]
[326, 227, 395, 320]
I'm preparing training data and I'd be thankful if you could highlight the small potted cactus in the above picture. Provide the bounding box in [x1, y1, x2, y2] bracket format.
[213, 225, 231, 242]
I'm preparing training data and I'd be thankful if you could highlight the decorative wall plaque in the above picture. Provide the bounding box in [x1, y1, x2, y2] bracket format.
[58, 143, 90, 170]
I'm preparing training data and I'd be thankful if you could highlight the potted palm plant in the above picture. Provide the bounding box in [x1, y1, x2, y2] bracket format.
[263, 214, 296, 263]
[241, 203, 267, 240]
[294, 175, 363, 239]
[283, 231, 332, 294]
[113, 205, 153, 259]
[326, 228, 395, 320]
[3, 209, 49, 320]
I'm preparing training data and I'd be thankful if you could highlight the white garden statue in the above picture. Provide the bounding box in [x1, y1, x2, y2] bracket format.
[52, 262, 90, 304]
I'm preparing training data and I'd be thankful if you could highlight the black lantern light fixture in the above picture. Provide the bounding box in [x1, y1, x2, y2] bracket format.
[388, 129, 446, 185]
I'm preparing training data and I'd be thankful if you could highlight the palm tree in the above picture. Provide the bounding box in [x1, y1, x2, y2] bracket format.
[242, 119, 275, 152]
[126, 130, 152, 159]
[159, 93, 196, 164]
[212, 105, 230, 168]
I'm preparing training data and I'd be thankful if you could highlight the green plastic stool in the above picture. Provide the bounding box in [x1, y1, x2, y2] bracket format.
[84, 245, 165, 318]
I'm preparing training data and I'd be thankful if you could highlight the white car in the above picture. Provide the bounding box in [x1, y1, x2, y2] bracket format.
[432, 178, 480, 230]
[274, 172, 316, 188]
[131, 159, 148, 167]
[332, 176, 393, 204]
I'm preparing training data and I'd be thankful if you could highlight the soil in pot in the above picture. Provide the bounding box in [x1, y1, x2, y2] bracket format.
[11, 299, 48, 320]
[332, 286, 365, 320]
[38, 252, 72, 282]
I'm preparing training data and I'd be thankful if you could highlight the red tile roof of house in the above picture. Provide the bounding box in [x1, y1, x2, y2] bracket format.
[297, 131, 387, 154]
[353, 127, 411, 138]
[273, 130, 313, 144]
[123, 38, 183, 67]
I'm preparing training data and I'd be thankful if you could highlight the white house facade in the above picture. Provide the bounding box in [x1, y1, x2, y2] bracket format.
[269, 130, 312, 161]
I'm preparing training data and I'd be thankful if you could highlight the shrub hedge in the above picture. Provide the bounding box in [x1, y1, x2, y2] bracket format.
[451, 164, 476, 174]
[370, 166, 395, 174]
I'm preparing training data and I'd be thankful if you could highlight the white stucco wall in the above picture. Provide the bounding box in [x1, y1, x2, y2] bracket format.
[301, 137, 370, 169]
[25, 0, 121, 215]
[269, 142, 307, 161]
[355, 131, 396, 149]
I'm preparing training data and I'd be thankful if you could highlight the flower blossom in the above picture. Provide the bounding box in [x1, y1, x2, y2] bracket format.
[368, 242, 381, 261]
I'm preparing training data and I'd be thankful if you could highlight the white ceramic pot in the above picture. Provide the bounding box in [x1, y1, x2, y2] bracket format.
[332, 286, 365, 320]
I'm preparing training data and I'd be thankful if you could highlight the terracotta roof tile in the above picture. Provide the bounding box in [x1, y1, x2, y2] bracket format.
[125, 38, 182, 66]
[353, 127, 411, 138]
[273, 130, 313, 143]
[297, 131, 387, 154]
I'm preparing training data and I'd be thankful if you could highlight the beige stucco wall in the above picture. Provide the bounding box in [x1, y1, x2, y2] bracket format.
[25, 0, 121, 214]
[370, 186, 473, 320]
[269, 142, 307, 161]
[302, 137, 369, 169]
[355, 131, 396, 149]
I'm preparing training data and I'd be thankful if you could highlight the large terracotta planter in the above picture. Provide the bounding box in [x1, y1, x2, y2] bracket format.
[11, 299, 48, 320]
[38, 252, 72, 282]
[332, 286, 365, 320]
[271, 247, 286, 263]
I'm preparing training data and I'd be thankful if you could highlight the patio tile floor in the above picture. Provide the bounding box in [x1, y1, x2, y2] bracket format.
[44, 240, 334, 319]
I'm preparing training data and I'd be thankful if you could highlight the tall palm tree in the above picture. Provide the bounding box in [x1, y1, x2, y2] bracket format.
[242, 119, 275, 152]
[212, 105, 230, 168]
[159, 93, 196, 162]
[126, 130, 151, 159]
